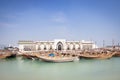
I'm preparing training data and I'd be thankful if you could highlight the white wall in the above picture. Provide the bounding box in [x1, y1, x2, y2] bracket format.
[18, 39, 97, 51]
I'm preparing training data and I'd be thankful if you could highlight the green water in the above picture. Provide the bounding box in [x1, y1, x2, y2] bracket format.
[0, 57, 120, 80]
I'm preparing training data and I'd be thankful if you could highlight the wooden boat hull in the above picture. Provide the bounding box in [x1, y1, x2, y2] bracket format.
[113, 52, 120, 57]
[39, 56, 74, 63]
[80, 53, 115, 59]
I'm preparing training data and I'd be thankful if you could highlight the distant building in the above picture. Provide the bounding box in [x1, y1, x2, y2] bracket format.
[18, 39, 97, 52]
[3, 46, 19, 51]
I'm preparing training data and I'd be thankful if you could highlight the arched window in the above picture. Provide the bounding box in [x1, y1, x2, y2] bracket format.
[67, 45, 70, 50]
[73, 45, 75, 50]
[78, 47, 80, 50]
[38, 46, 41, 50]
[44, 45, 46, 50]
[49, 45, 52, 50]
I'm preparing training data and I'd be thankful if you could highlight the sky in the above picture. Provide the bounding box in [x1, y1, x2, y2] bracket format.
[0, 0, 120, 47]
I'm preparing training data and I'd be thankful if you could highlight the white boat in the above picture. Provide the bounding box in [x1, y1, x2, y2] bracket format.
[39, 56, 75, 63]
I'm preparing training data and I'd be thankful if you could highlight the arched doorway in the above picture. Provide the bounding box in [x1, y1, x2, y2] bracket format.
[58, 45, 62, 50]
[57, 42, 63, 50]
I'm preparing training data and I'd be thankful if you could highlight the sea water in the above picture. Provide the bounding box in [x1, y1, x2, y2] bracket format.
[0, 57, 120, 80]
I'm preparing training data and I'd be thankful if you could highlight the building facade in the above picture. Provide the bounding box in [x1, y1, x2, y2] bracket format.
[18, 39, 97, 52]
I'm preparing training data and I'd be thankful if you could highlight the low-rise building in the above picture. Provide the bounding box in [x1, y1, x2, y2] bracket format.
[18, 39, 97, 52]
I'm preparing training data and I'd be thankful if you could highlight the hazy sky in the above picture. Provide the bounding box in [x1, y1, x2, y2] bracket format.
[0, 0, 120, 47]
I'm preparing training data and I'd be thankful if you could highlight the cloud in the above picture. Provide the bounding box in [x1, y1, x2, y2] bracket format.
[51, 11, 68, 23]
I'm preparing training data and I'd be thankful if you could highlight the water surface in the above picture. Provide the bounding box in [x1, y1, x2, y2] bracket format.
[0, 57, 120, 80]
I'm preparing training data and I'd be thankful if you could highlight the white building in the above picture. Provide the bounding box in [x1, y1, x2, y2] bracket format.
[18, 39, 97, 52]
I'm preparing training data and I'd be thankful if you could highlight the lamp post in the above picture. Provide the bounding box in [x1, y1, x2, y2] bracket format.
[103, 40, 105, 48]
[112, 39, 115, 49]
[118, 43, 119, 50]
